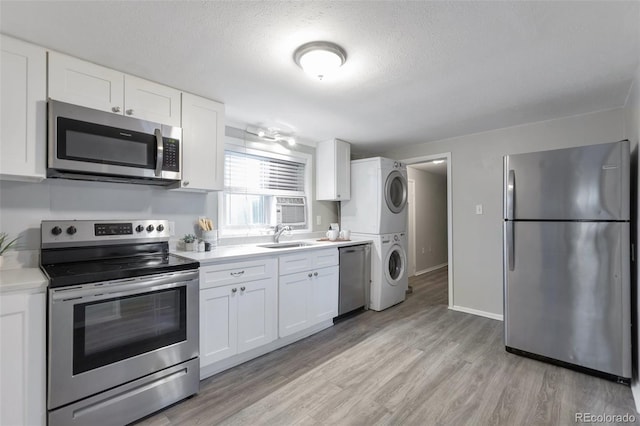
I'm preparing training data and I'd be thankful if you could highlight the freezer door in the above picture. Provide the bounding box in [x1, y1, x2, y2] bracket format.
[504, 221, 630, 378]
[504, 140, 629, 220]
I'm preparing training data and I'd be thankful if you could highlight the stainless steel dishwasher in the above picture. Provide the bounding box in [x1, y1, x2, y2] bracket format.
[338, 243, 371, 315]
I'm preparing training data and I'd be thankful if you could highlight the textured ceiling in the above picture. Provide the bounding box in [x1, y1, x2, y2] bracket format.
[1, 1, 638, 154]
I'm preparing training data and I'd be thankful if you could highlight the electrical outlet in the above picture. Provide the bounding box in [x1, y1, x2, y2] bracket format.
[475, 204, 483, 215]
[422, 247, 425, 254]
[168, 221, 176, 236]
[316, 215, 322, 226]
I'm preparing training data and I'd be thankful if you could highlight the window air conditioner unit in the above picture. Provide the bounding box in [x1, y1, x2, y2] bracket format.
[274, 196, 307, 227]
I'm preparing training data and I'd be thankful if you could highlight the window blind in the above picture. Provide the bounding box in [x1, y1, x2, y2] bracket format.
[224, 150, 306, 194]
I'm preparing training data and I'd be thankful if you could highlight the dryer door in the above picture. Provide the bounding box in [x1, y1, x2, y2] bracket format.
[384, 244, 407, 285]
[384, 170, 408, 213]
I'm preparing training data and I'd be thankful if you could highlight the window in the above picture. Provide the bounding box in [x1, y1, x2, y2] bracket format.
[220, 146, 310, 236]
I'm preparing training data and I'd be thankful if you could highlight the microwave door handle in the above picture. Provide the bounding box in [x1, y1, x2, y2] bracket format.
[154, 128, 164, 177]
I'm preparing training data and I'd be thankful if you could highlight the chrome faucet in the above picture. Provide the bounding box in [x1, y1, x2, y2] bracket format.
[273, 224, 291, 243]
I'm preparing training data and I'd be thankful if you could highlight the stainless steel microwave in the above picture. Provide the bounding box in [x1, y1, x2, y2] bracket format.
[48, 99, 182, 186]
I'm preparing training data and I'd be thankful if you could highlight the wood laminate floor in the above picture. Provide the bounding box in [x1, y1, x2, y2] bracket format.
[137, 267, 638, 425]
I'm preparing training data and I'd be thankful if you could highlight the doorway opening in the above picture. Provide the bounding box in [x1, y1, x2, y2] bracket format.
[403, 153, 452, 308]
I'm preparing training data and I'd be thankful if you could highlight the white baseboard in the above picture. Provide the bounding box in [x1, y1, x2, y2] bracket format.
[632, 381, 640, 413]
[449, 305, 503, 321]
[414, 262, 448, 276]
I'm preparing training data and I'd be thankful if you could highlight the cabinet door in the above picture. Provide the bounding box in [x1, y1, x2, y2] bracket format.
[310, 265, 339, 324]
[279, 271, 312, 338]
[237, 277, 277, 353]
[335, 139, 351, 200]
[316, 139, 350, 201]
[0, 292, 45, 426]
[179, 93, 225, 191]
[124, 74, 181, 127]
[48, 51, 124, 113]
[200, 285, 238, 366]
[0, 36, 46, 181]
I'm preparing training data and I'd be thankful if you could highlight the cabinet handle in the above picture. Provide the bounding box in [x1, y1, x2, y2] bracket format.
[231, 288, 237, 293]
[240, 286, 246, 291]
[314, 272, 318, 277]
[183, 181, 190, 187]
[126, 109, 134, 115]
[230, 271, 245, 277]
[112, 106, 121, 113]
[308, 273, 313, 278]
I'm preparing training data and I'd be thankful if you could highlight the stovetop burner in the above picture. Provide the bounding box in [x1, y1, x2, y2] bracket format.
[42, 253, 198, 288]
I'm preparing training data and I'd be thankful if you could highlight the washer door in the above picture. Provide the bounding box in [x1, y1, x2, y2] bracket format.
[384, 170, 408, 213]
[384, 244, 407, 285]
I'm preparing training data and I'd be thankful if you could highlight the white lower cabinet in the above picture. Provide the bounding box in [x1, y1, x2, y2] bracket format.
[310, 265, 340, 323]
[0, 290, 46, 426]
[279, 271, 313, 336]
[200, 284, 238, 365]
[199, 249, 340, 376]
[279, 249, 339, 338]
[199, 258, 277, 367]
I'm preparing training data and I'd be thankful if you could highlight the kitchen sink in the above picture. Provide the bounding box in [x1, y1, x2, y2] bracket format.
[258, 242, 315, 249]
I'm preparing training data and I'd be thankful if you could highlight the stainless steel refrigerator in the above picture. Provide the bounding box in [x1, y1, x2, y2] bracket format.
[503, 140, 631, 382]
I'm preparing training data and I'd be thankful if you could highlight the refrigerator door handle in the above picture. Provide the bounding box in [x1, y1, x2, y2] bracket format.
[506, 169, 515, 220]
[506, 221, 515, 271]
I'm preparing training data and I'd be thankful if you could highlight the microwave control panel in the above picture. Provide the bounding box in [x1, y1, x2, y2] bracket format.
[162, 138, 180, 171]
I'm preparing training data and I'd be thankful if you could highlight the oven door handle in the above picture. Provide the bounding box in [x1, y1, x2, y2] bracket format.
[51, 270, 198, 302]
[154, 128, 164, 177]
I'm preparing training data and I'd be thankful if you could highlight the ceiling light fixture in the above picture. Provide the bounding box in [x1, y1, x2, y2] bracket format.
[293, 41, 347, 81]
[246, 127, 296, 146]
[432, 160, 445, 164]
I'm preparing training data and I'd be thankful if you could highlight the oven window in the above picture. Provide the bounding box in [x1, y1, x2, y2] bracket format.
[58, 117, 156, 169]
[73, 287, 186, 374]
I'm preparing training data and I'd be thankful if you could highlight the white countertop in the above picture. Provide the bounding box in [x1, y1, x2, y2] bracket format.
[174, 238, 372, 264]
[0, 267, 47, 294]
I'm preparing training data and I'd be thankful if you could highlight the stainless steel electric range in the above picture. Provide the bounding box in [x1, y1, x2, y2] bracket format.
[40, 219, 200, 426]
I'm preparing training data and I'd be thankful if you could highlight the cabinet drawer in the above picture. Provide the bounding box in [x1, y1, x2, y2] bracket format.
[200, 257, 276, 289]
[279, 248, 339, 275]
[313, 248, 339, 269]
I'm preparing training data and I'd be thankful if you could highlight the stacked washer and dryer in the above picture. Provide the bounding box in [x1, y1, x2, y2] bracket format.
[341, 157, 409, 311]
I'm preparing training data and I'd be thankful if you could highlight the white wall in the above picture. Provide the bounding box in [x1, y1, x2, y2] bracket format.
[407, 167, 447, 273]
[384, 108, 628, 317]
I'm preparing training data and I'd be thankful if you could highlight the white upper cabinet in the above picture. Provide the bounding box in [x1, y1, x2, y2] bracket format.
[316, 138, 351, 201]
[123, 74, 181, 127]
[48, 52, 180, 127]
[179, 93, 225, 191]
[48, 51, 124, 114]
[0, 35, 47, 182]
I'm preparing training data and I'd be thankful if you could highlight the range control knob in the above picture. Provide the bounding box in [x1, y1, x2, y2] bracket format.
[51, 226, 62, 236]
[156, 224, 165, 232]
[146, 224, 155, 232]
[67, 226, 77, 235]
[135, 225, 144, 233]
